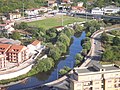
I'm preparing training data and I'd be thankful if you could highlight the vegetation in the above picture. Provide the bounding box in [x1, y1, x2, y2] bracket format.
[75, 53, 83, 66]
[0, 0, 47, 13]
[101, 31, 120, 62]
[59, 66, 71, 76]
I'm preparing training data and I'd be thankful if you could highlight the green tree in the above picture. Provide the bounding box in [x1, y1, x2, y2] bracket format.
[56, 42, 67, 53]
[57, 33, 70, 46]
[101, 32, 109, 44]
[48, 46, 61, 61]
[18, 22, 28, 30]
[37, 58, 54, 72]
[102, 48, 114, 62]
[75, 53, 83, 61]
[113, 37, 120, 46]
[11, 32, 21, 40]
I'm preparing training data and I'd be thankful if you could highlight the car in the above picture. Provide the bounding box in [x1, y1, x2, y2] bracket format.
[94, 42, 97, 44]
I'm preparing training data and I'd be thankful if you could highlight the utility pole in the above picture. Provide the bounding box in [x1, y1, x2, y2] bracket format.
[61, 7, 63, 26]
[85, 1, 87, 22]
[23, 0, 24, 17]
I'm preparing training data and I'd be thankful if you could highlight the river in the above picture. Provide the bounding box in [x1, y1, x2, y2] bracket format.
[7, 31, 86, 90]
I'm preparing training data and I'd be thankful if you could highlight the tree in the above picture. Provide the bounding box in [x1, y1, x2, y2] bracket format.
[57, 33, 70, 46]
[73, 24, 84, 33]
[81, 49, 87, 56]
[101, 32, 109, 44]
[62, 28, 74, 38]
[75, 53, 83, 61]
[102, 48, 114, 62]
[37, 58, 54, 72]
[48, 46, 61, 61]
[86, 32, 91, 37]
[113, 37, 120, 46]
[84, 20, 100, 33]
[11, 32, 21, 40]
[56, 42, 67, 54]
[82, 41, 91, 50]
[18, 22, 28, 30]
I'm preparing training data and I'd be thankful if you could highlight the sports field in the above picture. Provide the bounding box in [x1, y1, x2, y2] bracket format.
[28, 15, 85, 29]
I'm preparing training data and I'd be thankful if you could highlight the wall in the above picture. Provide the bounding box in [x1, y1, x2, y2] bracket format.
[0, 64, 33, 80]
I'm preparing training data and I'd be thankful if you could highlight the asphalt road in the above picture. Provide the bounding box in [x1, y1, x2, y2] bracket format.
[87, 34, 102, 67]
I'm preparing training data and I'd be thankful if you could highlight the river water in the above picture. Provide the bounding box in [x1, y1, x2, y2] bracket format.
[8, 31, 86, 90]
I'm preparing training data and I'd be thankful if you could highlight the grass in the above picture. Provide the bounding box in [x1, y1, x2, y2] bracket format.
[100, 61, 120, 66]
[28, 16, 85, 29]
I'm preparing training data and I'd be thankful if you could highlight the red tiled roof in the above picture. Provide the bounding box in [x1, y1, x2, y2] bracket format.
[7, 45, 25, 53]
[31, 40, 40, 46]
[54, 26, 64, 29]
[0, 44, 11, 52]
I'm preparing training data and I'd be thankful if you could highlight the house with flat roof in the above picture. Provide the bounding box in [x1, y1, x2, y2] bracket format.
[103, 5, 120, 14]
[70, 63, 120, 90]
[91, 7, 104, 15]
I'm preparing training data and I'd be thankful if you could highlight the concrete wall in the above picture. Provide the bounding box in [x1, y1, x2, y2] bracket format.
[0, 64, 33, 80]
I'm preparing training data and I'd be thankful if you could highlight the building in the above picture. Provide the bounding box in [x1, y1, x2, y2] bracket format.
[0, 43, 29, 68]
[62, 0, 71, 3]
[0, 20, 15, 33]
[103, 5, 120, 14]
[71, 6, 85, 13]
[25, 8, 40, 16]
[0, 54, 6, 69]
[77, 2, 84, 7]
[48, 0, 56, 7]
[7, 13, 21, 20]
[27, 40, 42, 55]
[7, 45, 28, 63]
[70, 63, 120, 90]
[0, 44, 11, 68]
[0, 38, 21, 45]
[91, 7, 104, 15]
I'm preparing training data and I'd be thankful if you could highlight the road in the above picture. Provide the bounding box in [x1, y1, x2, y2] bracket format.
[86, 26, 120, 67]
[87, 34, 102, 67]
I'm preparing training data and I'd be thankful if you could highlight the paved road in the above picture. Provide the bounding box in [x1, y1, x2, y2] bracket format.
[87, 34, 102, 67]
[87, 27, 120, 67]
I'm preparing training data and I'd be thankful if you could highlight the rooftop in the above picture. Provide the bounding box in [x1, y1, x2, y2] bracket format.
[31, 40, 41, 46]
[7, 45, 25, 53]
[74, 64, 120, 75]
[0, 38, 21, 45]
[0, 44, 11, 52]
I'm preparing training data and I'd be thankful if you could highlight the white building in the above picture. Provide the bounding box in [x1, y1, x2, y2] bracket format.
[77, 2, 83, 7]
[27, 40, 42, 55]
[103, 5, 120, 14]
[91, 7, 104, 15]
[25, 8, 40, 16]
[0, 20, 15, 33]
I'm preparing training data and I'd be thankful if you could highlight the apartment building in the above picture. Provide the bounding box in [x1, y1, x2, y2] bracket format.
[0, 44, 28, 68]
[7, 45, 28, 63]
[70, 63, 120, 90]
[0, 44, 11, 68]
[0, 55, 6, 68]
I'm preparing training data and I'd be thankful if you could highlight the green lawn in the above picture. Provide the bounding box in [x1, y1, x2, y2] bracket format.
[28, 16, 85, 29]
